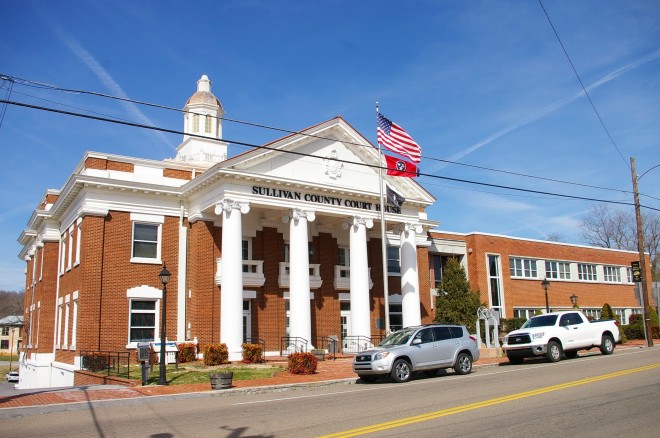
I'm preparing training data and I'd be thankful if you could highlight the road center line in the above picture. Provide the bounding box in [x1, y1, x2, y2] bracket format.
[319, 363, 660, 438]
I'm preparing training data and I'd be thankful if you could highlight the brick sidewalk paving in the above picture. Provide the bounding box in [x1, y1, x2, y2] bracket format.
[0, 341, 648, 410]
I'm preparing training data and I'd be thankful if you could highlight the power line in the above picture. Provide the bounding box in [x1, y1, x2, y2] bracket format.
[538, 0, 629, 169]
[2, 73, 645, 199]
[3, 98, 658, 213]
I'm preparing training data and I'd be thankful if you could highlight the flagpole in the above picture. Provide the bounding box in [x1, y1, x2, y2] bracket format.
[376, 102, 391, 334]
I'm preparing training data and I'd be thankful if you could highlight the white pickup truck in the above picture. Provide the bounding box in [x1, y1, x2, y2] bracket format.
[502, 311, 620, 364]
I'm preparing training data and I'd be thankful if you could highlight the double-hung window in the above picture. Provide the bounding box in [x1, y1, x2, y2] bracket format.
[509, 257, 538, 278]
[545, 260, 571, 280]
[130, 214, 163, 264]
[603, 266, 621, 283]
[578, 263, 598, 281]
[387, 246, 401, 275]
[129, 300, 156, 343]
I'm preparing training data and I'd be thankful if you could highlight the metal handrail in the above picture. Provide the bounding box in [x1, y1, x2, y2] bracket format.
[280, 337, 308, 356]
[79, 350, 131, 379]
[341, 336, 375, 354]
[316, 336, 339, 360]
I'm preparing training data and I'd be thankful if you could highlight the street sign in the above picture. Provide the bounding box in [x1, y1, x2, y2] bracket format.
[630, 261, 642, 282]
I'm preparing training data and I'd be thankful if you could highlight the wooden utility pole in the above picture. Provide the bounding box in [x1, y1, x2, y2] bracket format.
[630, 157, 653, 347]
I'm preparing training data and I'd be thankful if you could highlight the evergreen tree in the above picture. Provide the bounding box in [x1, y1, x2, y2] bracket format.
[434, 258, 484, 333]
[601, 303, 615, 320]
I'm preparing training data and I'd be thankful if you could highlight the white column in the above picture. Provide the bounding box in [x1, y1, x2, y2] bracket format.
[344, 216, 373, 340]
[283, 208, 315, 350]
[177, 205, 188, 342]
[215, 199, 250, 362]
[399, 223, 422, 328]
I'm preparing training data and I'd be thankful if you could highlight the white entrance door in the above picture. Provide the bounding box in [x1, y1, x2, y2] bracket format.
[340, 306, 351, 350]
[243, 299, 251, 342]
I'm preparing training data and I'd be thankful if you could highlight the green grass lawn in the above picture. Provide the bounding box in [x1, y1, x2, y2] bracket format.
[130, 363, 285, 385]
[0, 354, 18, 362]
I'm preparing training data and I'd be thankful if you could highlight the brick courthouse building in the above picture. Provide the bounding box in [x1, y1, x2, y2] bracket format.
[17, 76, 651, 389]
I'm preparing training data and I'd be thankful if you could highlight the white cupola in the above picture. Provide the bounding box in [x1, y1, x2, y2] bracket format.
[174, 75, 228, 166]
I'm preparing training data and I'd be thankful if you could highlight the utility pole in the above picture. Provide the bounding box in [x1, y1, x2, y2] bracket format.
[630, 157, 653, 347]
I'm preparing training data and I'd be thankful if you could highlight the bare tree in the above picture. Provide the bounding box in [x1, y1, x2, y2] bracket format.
[0, 290, 25, 318]
[580, 204, 659, 280]
[546, 232, 564, 242]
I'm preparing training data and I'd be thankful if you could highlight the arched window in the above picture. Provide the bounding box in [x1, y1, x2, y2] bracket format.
[205, 114, 213, 133]
[192, 114, 199, 132]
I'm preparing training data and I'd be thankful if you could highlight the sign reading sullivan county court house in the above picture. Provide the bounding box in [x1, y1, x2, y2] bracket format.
[251, 185, 402, 214]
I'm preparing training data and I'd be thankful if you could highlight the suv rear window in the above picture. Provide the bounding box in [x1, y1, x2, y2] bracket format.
[432, 326, 463, 340]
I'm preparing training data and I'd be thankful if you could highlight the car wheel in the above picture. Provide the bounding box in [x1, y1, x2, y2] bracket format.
[564, 350, 578, 359]
[507, 355, 524, 365]
[390, 359, 412, 383]
[600, 334, 615, 355]
[546, 341, 562, 362]
[454, 352, 472, 375]
[358, 375, 378, 383]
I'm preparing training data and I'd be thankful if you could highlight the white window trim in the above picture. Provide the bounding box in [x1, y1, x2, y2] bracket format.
[62, 294, 70, 349]
[66, 227, 74, 271]
[60, 237, 67, 275]
[509, 257, 539, 279]
[74, 219, 82, 267]
[130, 214, 164, 264]
[387, 246, 401, 276]
[126, 285, 163, 348]
[39, 245, 44, 281]
[56, 297, 63, 349]
[71, 291, 78, 350]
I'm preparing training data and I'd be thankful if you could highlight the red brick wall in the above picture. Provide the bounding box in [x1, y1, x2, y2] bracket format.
[432, 232, 649, 318]
[164, 168, 192, 180]
[74, 369, 138, 387]
[107, 160, 134, 172]
[186, 220, 220, 348]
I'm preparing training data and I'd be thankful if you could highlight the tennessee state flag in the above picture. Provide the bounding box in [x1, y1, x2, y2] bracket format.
[385, 154, 419, 177]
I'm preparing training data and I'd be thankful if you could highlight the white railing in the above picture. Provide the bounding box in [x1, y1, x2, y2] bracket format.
[333, 266, 373, 290]
[216, 258, 265, 287]
[278, 262, 322, 288]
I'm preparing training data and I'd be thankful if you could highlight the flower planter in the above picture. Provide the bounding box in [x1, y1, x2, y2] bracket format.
[311, 349, 325, 361]
[209, 371, 233, 389]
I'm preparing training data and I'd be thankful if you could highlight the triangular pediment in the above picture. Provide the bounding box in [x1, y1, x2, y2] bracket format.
[214, 117, 435, 206]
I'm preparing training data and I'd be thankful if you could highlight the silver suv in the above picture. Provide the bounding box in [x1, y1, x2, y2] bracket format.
[352, 324, 480, 383]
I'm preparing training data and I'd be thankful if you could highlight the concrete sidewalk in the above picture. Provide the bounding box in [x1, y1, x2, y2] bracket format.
[0, 341, 648, 411]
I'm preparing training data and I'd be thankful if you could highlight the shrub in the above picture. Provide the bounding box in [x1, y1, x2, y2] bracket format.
[622, 324, 645, 340]
[177, 343, 197, 363]
[242, 343, 264, 364]
[500, 318, 526, 334]
[287, 352, 317, 375]
[203, 343, 229, 366]
[629, 314, 643, 325]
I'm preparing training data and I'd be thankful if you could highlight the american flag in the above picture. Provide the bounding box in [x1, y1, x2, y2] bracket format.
[377, 113, 421, 163]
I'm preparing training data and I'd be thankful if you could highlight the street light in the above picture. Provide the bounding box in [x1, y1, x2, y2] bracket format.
[570, 294, 578, 308]
[158, 264, 171, 386]
[541, 278, 550, 313]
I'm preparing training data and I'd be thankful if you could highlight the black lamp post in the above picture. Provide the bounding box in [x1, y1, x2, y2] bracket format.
[570, 294, 578, 308]
[158, 264, 171, 386]
[541, 278, 550, 313]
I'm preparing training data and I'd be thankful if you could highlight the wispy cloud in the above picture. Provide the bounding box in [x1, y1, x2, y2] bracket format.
[437, 49, 660, 168]
[61, 37, 174, 151]
[33, 7, 175, 153]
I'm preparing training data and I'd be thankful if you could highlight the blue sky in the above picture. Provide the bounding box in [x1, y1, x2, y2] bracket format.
[1, 0, 659, 292]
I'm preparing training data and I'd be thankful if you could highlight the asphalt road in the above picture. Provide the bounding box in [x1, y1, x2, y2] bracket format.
[2, 348, 659, 437]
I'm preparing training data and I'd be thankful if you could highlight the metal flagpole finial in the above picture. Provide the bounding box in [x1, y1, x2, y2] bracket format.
[376, 101, 379, 113]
